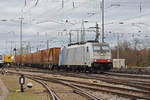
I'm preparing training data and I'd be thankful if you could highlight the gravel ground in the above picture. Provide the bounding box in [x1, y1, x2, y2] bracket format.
[0, 78, 9, 100]
[94, 92, 130, 100]
[46, 82, 87, 100]
[44, 73, 140, 91]
[0, 74, 49, 100]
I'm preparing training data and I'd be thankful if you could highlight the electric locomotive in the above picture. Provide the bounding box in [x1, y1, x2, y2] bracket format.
[59, 41, 113, 72]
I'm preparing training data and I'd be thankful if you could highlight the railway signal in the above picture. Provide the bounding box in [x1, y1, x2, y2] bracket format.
[19, 74, 25, 92]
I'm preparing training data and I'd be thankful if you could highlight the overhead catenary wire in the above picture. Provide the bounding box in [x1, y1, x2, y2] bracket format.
[1, 0, 150, 53]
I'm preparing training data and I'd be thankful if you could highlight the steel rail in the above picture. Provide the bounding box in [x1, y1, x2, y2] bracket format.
[104, 72, 150, 79]
[26, 76, 61, 100]
[7, 70, 150, 100]
[62, 81, 101, 100]
[27, 75, 150, 100]
[32, 76, 101, 100]
[8, 71, 101, 100]
[60, 72, 150, 92]
[7, 70, 150, 92]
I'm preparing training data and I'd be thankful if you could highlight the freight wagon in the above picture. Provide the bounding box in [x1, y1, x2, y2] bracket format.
[31, 48, 60, 68]
[13, 48, 60, 69]
[4, 55, 12, 66]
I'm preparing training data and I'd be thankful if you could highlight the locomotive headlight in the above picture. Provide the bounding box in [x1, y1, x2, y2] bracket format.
[101, 53, 104, 56]
[107, 60, 110, 62]
[94, 59, 97, 62]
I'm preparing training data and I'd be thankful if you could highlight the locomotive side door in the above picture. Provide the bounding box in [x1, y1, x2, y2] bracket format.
[85, 46, 90, 66]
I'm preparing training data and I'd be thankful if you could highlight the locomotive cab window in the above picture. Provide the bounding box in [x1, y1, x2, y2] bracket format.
[101, 46, 110, 53]
[93, 45, 109, 53]
[93, 46, 100, 52]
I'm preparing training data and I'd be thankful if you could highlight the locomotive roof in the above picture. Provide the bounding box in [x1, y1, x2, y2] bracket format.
[68, 40, 109, 47]
[68, 40, 98, 46]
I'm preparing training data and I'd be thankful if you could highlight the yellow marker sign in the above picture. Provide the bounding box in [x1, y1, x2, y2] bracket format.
[16, 89, 21, 92]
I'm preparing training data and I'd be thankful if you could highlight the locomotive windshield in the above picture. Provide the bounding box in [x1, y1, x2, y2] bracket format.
[93, 45, 110, 53]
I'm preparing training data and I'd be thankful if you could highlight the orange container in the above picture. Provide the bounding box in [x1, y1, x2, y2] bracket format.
[22, 54, 26, 64]
[14, 55, 21, 64]
[32, 51, 42, 65]
[41, 49, 49, 65]
[27, 54, 33, 64]
[49, 48, 60, 65]
[13, 48, 61, 67]
[22, 54, 33, 65]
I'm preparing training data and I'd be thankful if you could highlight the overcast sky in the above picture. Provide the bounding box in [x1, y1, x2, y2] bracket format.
[0, 0, 150, 54]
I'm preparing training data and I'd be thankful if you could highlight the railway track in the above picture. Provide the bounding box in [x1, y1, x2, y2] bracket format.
[26, 68, 150, 92]
[26, 76, 101, 100]
[7, 68, 150, 91]
[104, 72, 150, 79]
[64, 73, 150, 92]
[110, 68, 150, 75]
[12, 67, 150, 80]
[7, 70, 150, 100]
[8, 67, 150, 80]
[27, 77, 61, 100]
[8, 71, 101, 100]
[28, 75, 150, 100]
